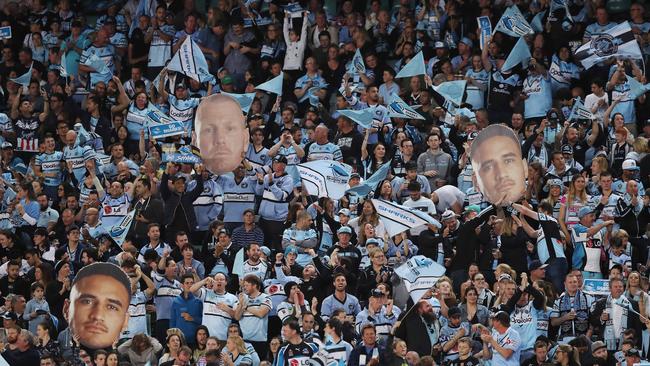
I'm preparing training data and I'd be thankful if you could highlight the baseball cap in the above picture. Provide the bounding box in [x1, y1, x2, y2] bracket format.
[491, 310, 510, 323]
[284, 245, 298, 257]
[441, 210, 457, 221]
[460, 37, 473, 48]
[578, 206, 594, 219]
[338, 208, 351, 217]
[561, 144, 573, 155]
[350, 172, 361, 179]
[463, 205, 480, 215]
[366, 238, 380, 246]
[221, 75, 233, 85]
[1, 312, 17, 321]
[591, 341, 606, 352]
[1, 142, 13, 149]
[434, 41, 447, 49]
[622, 159, 640, 171]
[370, 288, 385, 298]
[626, 348, 641, 357]
[337, 226, 352, 235]
[274, 155, 288, 164]
[248, 113, 263, 120]
[529, 259, 548, 271]
[259, 246, 271, 257]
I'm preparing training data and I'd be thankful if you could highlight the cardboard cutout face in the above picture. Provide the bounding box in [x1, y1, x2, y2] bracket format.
[470, 125, 527, 206]
[195, 94, 249, 174]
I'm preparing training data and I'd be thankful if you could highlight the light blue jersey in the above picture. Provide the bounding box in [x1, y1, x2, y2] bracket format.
[168, 95, 200, 137]
[35, 152, 63, 187]
[216, 175, 260, 223]
[63, 144, 95, 182]
[198, 288, 238, 341]
[100, 193, 131, 228]
[489, 327, 521, 366]
[152, 272, 182, 320]
[148, 24, 176, 67]
[239, 292, 272, 342]
[439, 322, 472, 362]
[295, 74, 327, 103]
[511, 301, 543, 351]
[188, 177, 223, 231]
[584, 21, 617, 41]
[79, 44, 115, 87]
[306, 142, 342, 162]
[246, 145, 271, 174]
[126, 103, 156, 140]
[465, 69, 489, 109]
[549, 55, 580, 92]
[122, 291, 151, 339]
[523, 73, 553, 119]
[321, 293, 361, 321]
[259, 174, 293, 221]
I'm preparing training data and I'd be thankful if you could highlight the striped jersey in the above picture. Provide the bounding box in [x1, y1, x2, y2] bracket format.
[100, 193, 131, 228]
[306, 142, 343, 162]
[239, 292, 272, 342]
[35, 151, 63, 187]
[152, 272, 182, 320]
[197, 288, 238, 341]
[122, 291, 151, 339]
[148, 24, 176, 67]
[188, 178, 223, 231]
[63, 144, 95, 182]
[216, 175, 259, 223]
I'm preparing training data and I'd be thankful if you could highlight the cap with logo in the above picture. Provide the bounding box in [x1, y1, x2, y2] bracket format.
[622, 159, 640, 171]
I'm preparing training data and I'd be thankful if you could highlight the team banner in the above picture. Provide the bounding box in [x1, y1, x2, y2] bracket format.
[394, 255, 447, 302]
[349, 48, 366, 74]
[347, 161, 391, 197]
[149, 121, 186, 139]
[167, 37, 215, 84]
[493, 5, 534, 37]
[108, 210, 135, 247]
[502, 37, 532, 72]
[387, 93, 425, 120]
[477, 16, 492, 50]
[531, 11, 545, 33]
[298, 161, 352, 199]
[9, 63, 33, 88]
[574, 22, 642, 70]
[627, 74, 650, 99]
[568, 97, 595, 121]
[395, 51, 426, 78]
[583, 279, 609, 296]
[371, 199, 441, 237]
[16, 137, 39, 152]
[220, 91, 256, 113]
[256, 72, 284, 95]
[0, 26, 11, 39]
[434, 80, 467, 107]
[337, 108, 375, 129]
[169, 145, 202, 164]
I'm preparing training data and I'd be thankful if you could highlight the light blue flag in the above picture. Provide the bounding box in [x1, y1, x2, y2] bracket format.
[337, 108, 375, 129]
[347, 161, 391, 197]
[232, 247, 245, 276]
[108, 210, 136, 247]
[550, 0, 573, 23]
[627, 74, 650, 99]
[387, 93, 425, 120]
[394, 254, 446, 302]
[298, 160, 352, 199]
[167, 36, 215, 84]
[256, 72, 284, 95]
[568, 97, 594, 121]
[73, 123, 93, 146]
[396, 51, 425, 78]
[493, 5, 534, 37]
[84, 53, 110, 75]
[455, 107, 476, 120]
[349, 48, 366, 74]
[9, 63, 33, 88]
[59, 52, 68, 77]
[502, 37, 531, 72]
[434, 80, 467, 107]
[220, 91, 256, 113]
[0, 353, 9, 366]
[531, 11, 545, 33]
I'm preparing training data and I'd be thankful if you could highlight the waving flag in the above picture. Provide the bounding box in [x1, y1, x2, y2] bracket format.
[493, 5, 534, 37]
[396, 51, 425, 78]
[626, 74, 650, 99]
[9, 63, 33, 88]
[168, 37, 215, 84]
[59, 52, 68, 78]
[568, 97, 595, 121]
[349, 48, 366, 74]
[220, 91, 256, 113]
[347, 161, 391, 197]
[550, 0, 573, 23]
[388, 93, 425, 120]
[232, 248, 245, 276]
[298, 160, 352, 199]
[108, 210, 135, 247]
[372, 199, 441, 237]
[394, 255, 447, 302]
[531, 11, 546, 33]
[477, 16, 492, 50]
[256, 72, 284, 95]
[434, 80, 467, 107]
[502, 37, 532, 71]
[83, 54, 110, 75]
[337, 108, 375, 129]
[575, 22, 642, 70]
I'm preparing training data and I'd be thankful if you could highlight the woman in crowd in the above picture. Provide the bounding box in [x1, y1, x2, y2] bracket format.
[159, 333, 184, 364]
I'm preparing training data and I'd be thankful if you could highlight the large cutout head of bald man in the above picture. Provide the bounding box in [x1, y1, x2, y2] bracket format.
[195, 94, 249, 174]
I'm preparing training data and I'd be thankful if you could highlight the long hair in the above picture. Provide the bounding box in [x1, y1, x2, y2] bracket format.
[228, 335, 248, 354]
[359, 201, 380, 228]
[567, 174, 588, 205]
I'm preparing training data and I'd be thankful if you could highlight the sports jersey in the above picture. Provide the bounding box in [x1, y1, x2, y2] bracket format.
[197, 288, 238, 341]
[465, 69, 489, 109]
[96, 14, 128, 34]
[489, 327, 521, 366]
[324, 338, 353, 364]
[240, 292, 272, 342]
[535, 213, 566, 264]
[216, 175, 259, 223]
[584, 21, 617, 40]
[63, 144, 95, 182]
[295, 74, 327, 104]
[79, 44, 115, 87]
[439, 322, 471, 362]
[126, 103, 155, 140]
[549, 55, 580, 92]
[348, 97, 391, 145]
[122, 291, 151, 339]
[277, 145, 301, 185]
[275, 341, 319, 366]
[306, 142, 343, 162]
[321, 293, 361, 321]
[259, 173, 293, 221]
[109, 32, 128, 49]
[168, 95, 200, 136]
[152, 272, 182, 320]
[139, 242, 171, 258]
[100, 193, 131, 228]
[188, 177, 223, 231]
[148, 24, 176, 67]
[571, 223, 606, 274]
[523, 73, 552, 119]
[242, 259, 268, 281]
[35, 151, 63, 187]
[511, 301, 544, 351]
[246, 145, 271, 174]
[277, 299, 310, 323]
[354, 306, 399, 342]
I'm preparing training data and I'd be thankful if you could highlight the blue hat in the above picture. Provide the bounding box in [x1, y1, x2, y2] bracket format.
[578, 206, 594, 219]
[337, 226, 352, 235]
[260, 246, 271, 257]
[366, 238, 380, 246]
[284, 245, 298, 256]
[460, 37, 473, 48]
[338, 208, 351, 216]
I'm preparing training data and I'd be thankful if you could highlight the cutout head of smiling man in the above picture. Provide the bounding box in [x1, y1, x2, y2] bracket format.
[196, 94, 249, 174]
[64, 262, 131, 350]
[469, 124, 527, 206]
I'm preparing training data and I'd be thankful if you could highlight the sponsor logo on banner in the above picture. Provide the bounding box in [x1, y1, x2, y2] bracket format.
[0, 26, 11, 40]
[582, 279, 610, 296]
[149, 121, 186, 139]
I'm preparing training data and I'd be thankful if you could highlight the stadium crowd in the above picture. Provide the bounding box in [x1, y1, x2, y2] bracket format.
[3, 0, 650, 365]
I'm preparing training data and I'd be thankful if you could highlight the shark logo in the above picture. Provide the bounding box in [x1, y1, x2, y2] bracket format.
[502, 15, 532, 35]
[592, 34, 618, 57]
[330, 164, 349, 178]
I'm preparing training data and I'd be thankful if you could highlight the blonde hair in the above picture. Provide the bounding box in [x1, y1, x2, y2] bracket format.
[436, 276, 457, 299]
[592, 155, 609, 174]
[228, 335, 248, 354]
[567, 175, 588, 205]
[634, 137, 648, 153]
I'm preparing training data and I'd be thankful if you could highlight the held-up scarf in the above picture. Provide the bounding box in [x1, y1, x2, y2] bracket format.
[604, 295, 631, 351]
[557, 291, 590, 338]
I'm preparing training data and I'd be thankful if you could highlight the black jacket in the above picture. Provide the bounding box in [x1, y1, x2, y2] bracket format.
[449, 205, 496, 271]
[160, 173, 204, 231]
[394, 301, 440, 357]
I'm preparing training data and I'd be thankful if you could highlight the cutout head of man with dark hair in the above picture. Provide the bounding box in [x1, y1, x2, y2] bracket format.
[469, 124, 527, 205]
[195, 94, 249, 174]
[64, 262, 131, 350]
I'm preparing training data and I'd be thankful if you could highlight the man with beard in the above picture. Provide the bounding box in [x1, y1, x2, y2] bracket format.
[394, 292, 441, 357]
[1, 329, 39, 365]
[36, 192, 58, 231]
[590, 341, 608, 365]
